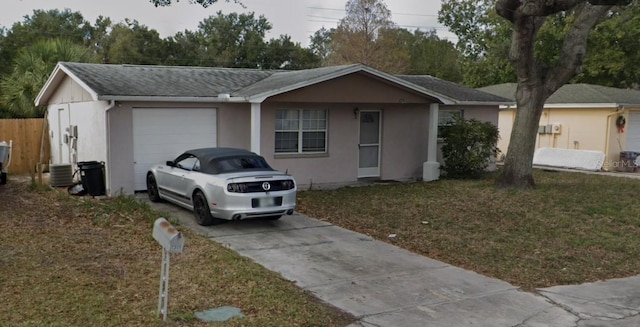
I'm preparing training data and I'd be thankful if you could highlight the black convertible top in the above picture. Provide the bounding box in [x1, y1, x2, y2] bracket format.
[183, 147, 274, 174]
[187, 147, 256, 160]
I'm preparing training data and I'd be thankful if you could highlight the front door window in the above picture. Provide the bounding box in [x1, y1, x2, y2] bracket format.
[358, 111, 381, 177]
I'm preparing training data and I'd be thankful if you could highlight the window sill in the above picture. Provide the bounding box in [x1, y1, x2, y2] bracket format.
[274, 152, 329, 159]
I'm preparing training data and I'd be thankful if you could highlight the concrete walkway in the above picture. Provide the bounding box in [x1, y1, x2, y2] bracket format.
[147, 200, 640, 326]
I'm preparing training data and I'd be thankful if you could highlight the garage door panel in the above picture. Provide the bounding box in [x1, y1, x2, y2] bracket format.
[133, 108, 217, 190]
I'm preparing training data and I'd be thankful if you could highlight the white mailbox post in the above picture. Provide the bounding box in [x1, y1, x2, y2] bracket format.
[152, 217, 184, 321]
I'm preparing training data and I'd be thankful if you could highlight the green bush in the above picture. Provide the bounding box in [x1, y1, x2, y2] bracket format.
[441, 114, 499, 179]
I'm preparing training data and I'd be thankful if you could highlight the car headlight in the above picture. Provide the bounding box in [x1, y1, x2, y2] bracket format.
[227, 183, 248, 193]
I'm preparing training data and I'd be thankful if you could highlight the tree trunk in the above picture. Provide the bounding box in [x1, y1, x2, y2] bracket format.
[494, 1, 611, 189]
[497, 83, 548, 188]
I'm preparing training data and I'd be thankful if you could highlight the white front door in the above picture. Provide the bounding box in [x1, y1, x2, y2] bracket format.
[358, 110, 381, 178]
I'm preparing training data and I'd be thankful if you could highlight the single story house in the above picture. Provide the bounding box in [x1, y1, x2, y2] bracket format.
[35, 62, 508, 196]
[479, 83, 640, 171]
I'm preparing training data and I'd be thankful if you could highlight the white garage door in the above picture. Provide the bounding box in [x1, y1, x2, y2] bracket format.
[627, 112, 640, 152]
[133, 108, 217, 190]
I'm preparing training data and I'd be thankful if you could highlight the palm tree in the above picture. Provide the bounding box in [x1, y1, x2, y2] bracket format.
[0, 39, 96, 118]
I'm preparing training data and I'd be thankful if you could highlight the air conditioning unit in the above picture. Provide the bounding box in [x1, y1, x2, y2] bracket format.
[550, 123, 562, 134]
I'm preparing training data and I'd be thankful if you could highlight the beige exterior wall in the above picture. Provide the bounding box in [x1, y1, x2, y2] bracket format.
[44, 71, 500, 193]
[107, 102, 250, 194]
[261, 103, 433, 187]
[259, 103, 359, 188]
[498, 107, 630, 171]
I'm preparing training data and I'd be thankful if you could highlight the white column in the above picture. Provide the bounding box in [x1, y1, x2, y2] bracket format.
[250, 103, 261, 154]
[423, 103, 440, 181]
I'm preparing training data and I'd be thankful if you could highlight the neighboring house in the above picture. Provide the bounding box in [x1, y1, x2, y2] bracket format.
[35, 62, 508, 196]
[479, 83, 640, 171]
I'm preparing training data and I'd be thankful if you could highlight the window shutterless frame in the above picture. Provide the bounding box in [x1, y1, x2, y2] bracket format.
[275, 109, 327, 154]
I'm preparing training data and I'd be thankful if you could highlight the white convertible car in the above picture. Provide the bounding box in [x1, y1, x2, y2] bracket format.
[146, 147, 296, 226]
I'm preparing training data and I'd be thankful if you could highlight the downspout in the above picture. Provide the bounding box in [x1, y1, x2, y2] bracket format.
[604, 106, 624, 172]
[423, 103, 440, 182]
[104, 100, 116, 196]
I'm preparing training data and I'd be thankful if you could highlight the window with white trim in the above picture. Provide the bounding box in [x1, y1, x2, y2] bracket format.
[275, 109, 327, 153]
[438, 109, 463, 138]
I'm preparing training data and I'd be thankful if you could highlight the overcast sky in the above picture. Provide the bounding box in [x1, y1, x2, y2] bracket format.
[0, 0, 456, 47]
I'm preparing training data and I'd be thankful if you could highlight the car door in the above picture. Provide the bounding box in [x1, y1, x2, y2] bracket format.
[157, 155, 195, 203]
[171, 156, 200, 203]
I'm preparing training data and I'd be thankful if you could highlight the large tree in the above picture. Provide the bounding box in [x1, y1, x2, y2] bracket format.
[404, 29, 463, 82]
[439, 0, 639, 88]
[495, 0, 629, 188]
[439, 0, 517, 87]
[309, 27, 334, 65]
[195, 11, 270, 68]
[102, 19, 165, 64]
[328, 0, 409, 73]
[0, 39, 96, 118]
[0, 9, 92, 78]
[576, 3, 640, 87]
[262, 35, 320, 70]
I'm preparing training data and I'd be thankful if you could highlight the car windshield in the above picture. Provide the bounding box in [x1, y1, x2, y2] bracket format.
[207, 155, 273, 174]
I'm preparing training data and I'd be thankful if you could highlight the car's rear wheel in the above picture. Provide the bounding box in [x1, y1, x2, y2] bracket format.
[146, 174, 161, 202]
[193, 191, 225, 226]
[265, 215, 282, 221]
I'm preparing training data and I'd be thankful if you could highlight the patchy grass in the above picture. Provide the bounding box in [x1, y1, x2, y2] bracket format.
[297, 169, 640, 291]
[0, 179, 354, 327]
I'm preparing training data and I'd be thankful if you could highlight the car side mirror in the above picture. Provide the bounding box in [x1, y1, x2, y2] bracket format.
[166, 160, 176, 167]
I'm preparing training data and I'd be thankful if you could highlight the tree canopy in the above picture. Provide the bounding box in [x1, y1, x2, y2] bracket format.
[1, 39, 96, 118]
[0, 8, 319, 117]
[439, 0, 640, 88]
[326, 0, 409, 73]
[309, 0, 462, 79]
[150, 0, 241, 7]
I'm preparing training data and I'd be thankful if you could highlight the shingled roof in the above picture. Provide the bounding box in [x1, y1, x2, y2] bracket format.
[478, 83, 640, 106]
[398, 75, 511, 104]
[52, 62, 274, 98]
[36, 62, 510, 106]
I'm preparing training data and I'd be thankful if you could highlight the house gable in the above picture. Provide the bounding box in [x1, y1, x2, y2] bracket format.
[48, 75, 95, 104]
[266, 72, 435, 104]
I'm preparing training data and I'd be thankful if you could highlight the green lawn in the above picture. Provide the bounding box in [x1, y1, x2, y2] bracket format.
[297, 169, 640, 291]
[4, 168, 637, 326]
[0, 181, 354, 327]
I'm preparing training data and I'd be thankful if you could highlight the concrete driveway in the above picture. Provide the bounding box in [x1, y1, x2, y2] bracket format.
[146, 199, 640, 326]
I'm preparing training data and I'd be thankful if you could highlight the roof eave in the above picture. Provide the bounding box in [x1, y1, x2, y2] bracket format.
[98, 95, 249, 103]
[502, 103, 636, 109]
[453, 101, 514, 106]
[34, 64, 65, 106]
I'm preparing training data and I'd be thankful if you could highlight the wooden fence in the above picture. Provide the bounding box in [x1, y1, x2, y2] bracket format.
[0, 119, 50, 175]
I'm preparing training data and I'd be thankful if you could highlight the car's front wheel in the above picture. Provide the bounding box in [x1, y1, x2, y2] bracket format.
[146, 173, 161, 202]
[193, 191, 225, 226]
